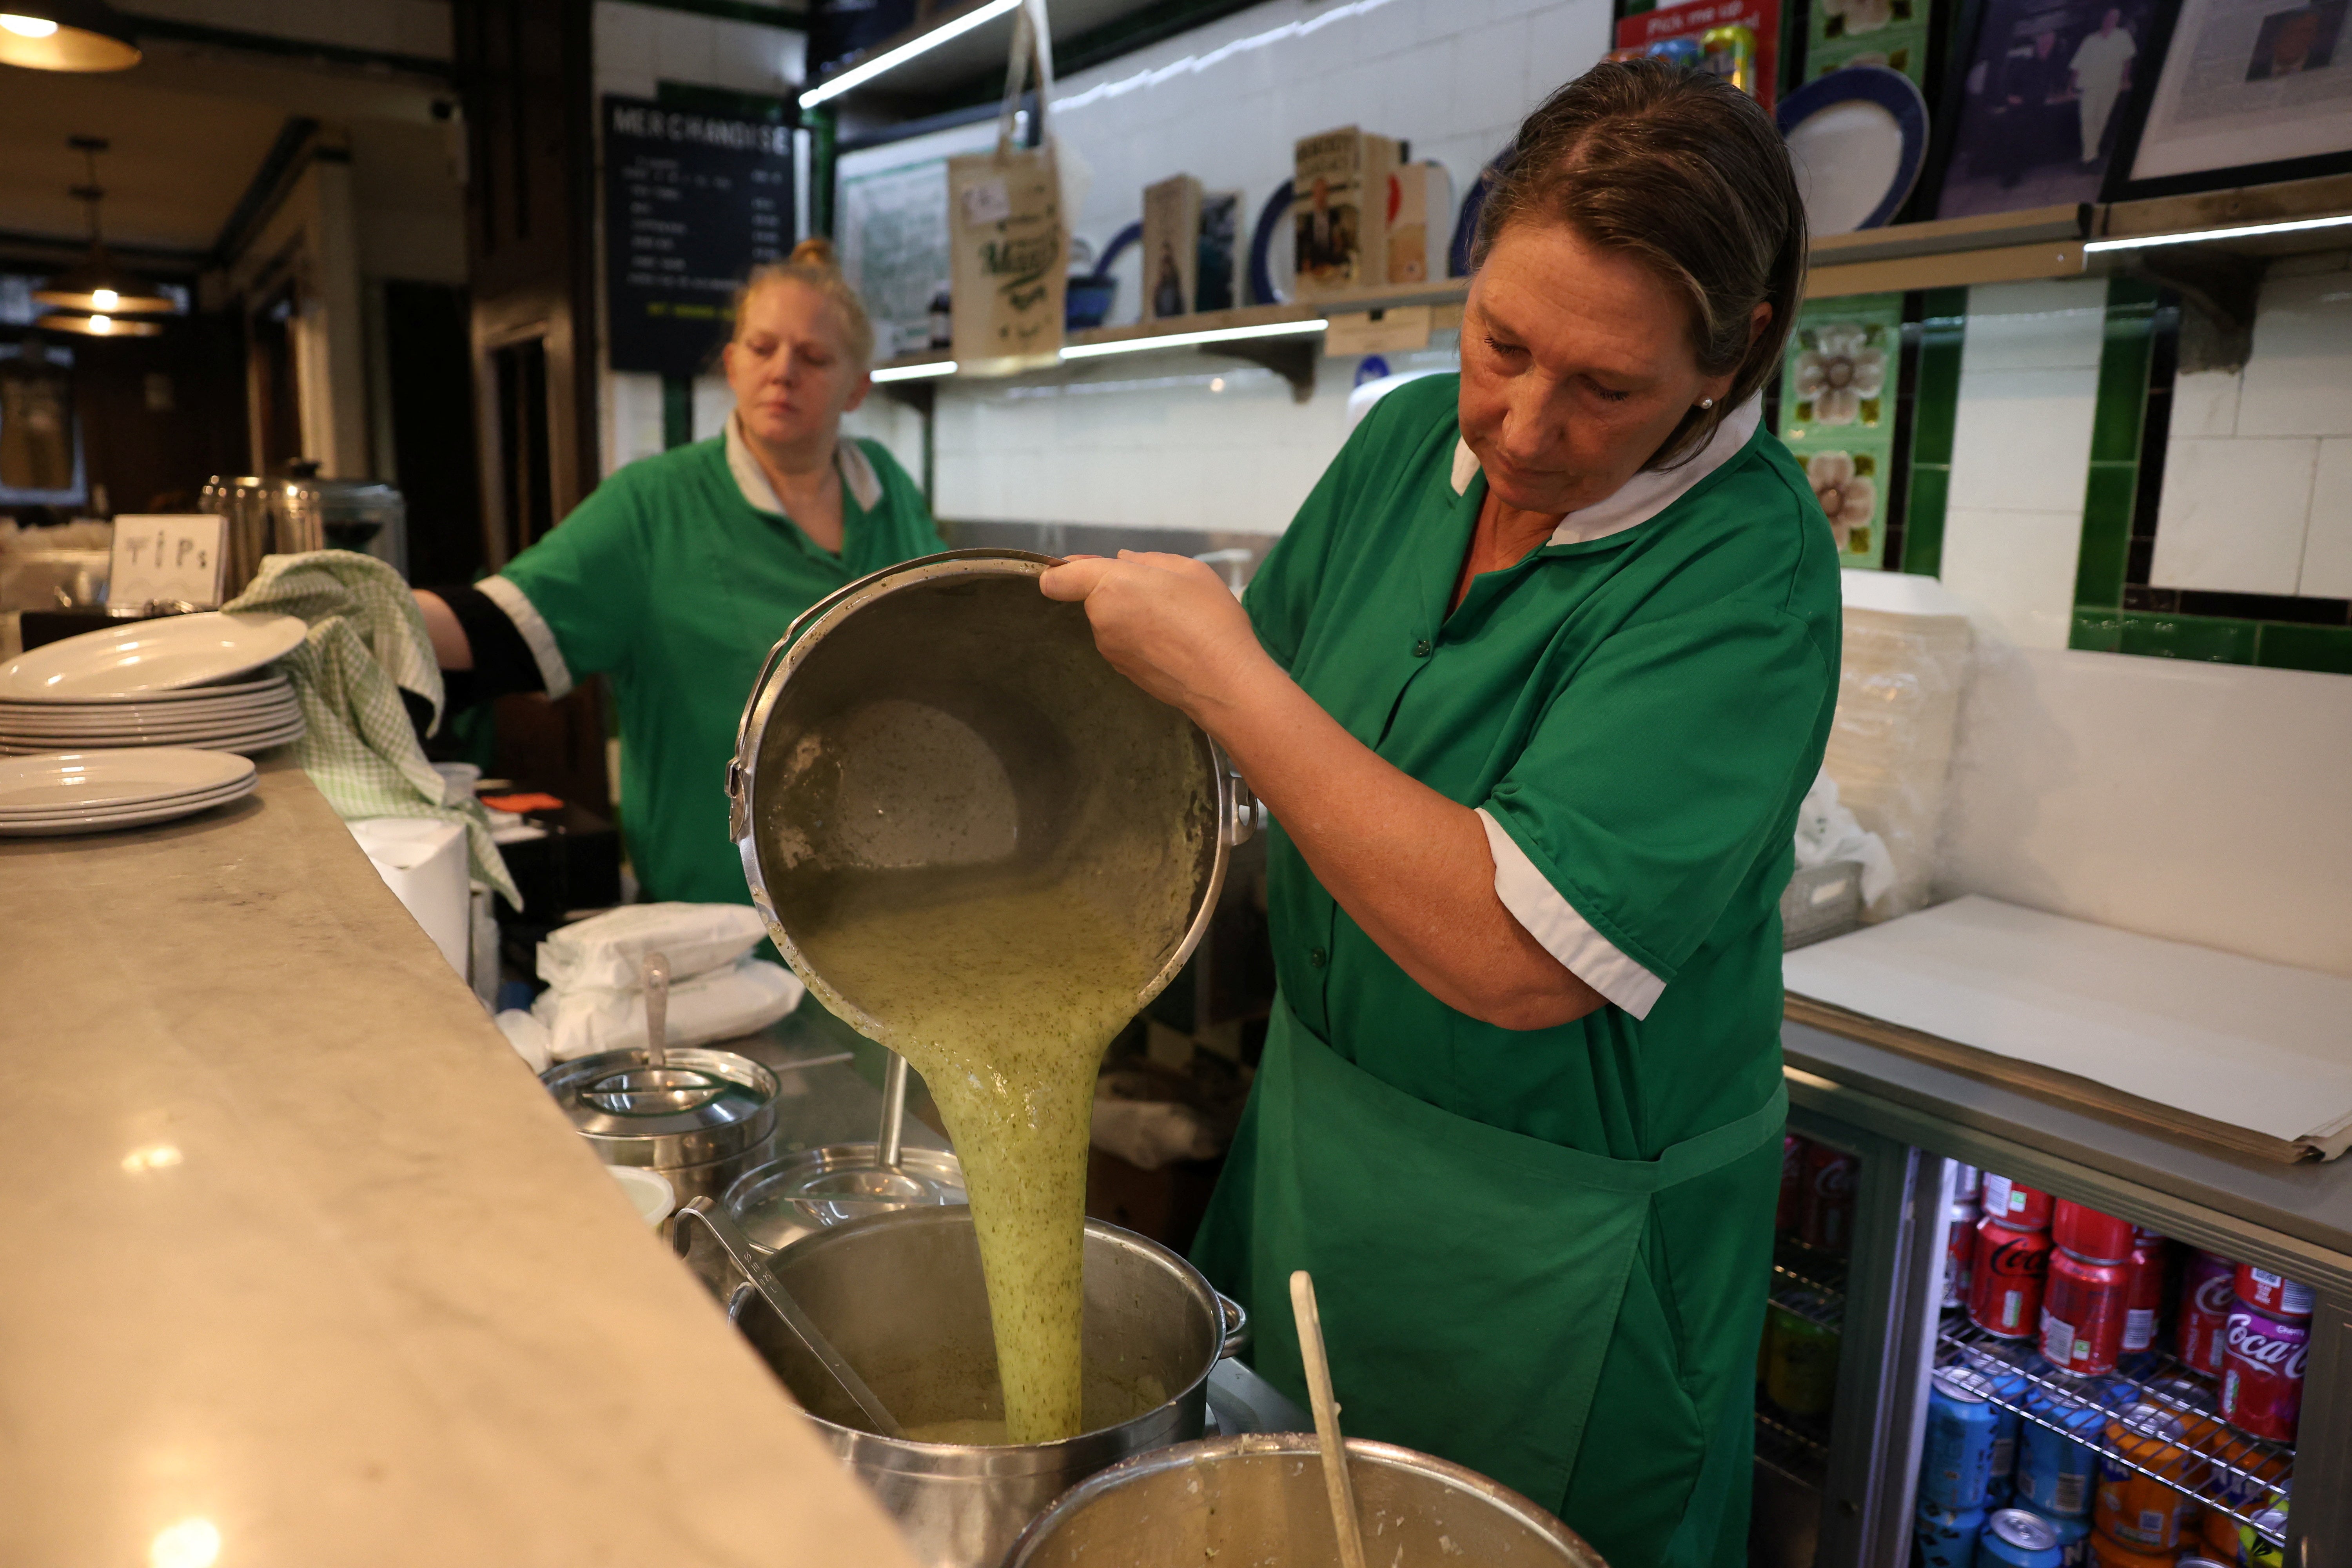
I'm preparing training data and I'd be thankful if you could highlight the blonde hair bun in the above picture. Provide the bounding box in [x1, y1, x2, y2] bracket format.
[788, 236, 839, 270]
[732, 236, 874, 369]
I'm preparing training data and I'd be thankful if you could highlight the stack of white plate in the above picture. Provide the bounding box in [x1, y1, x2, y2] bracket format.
[0, 611, 307, 756]
[0, 749, 260, 836]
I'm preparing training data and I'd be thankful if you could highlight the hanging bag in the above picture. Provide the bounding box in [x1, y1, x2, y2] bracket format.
[946, 0, 1065, 373]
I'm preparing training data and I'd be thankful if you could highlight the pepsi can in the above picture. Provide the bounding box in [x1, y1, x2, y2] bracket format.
[1922, 1371, 2000, 1509]
[1917, 1501, 1986, 1568]
[1980, 1508, 2064, 1568]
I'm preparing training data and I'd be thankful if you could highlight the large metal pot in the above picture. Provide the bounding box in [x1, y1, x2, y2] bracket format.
[726, 549, 1256, 1037]
[719, 1205, 1245, 1568]
[541, 1044, 779, 1202]
[1004, 1433, 1610, 1567]
[724, 1141, 968, 1256]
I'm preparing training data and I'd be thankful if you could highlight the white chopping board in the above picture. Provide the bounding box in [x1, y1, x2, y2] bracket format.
[1784, 896, 2352, 1159]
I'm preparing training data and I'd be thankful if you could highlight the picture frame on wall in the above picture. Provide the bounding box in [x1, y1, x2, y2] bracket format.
[2102, 0, 2352, 200]
[1922, 0, 2162, 220]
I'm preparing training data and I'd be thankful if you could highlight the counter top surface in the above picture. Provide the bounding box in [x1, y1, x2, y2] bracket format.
[0, 761, 916, 1568]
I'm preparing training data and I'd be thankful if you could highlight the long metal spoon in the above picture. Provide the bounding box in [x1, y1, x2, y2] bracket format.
[642, 951, 670, 1070]
[877, 1051, 908, 1171]
[1290, 1269, 1368, 1568]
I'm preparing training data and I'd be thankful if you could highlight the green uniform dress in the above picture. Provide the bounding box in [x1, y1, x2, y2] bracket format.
[492, 425, 942, 905]
[1191, 375, 1840, 1567]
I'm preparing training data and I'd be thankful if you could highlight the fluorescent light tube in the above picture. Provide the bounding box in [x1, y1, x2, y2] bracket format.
[871, 360, 958, 382]
[800, 0, 1022, 108]
[1059, 319, 1328, 360]
[2085, 212, 2352, 253]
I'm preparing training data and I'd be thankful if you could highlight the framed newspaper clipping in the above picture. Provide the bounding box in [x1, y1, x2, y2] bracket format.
[2105, 0, 2352, 199]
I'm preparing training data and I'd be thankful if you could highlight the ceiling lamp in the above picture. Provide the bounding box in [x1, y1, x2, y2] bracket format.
[0, 0, 140, 71]
[33, 136, 178, 319]
[34, 308, 163, 337]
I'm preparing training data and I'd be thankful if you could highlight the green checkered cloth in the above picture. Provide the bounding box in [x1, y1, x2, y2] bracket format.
[226, 552, 519, 906]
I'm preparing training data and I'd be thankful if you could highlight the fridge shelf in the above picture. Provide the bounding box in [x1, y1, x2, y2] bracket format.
[1754, 1401, 1833, 1487]
[1937, 1320, 2292, 1546]
[1768, 1284, 1844, 1329]
[1771, 1234, 1850, 1311]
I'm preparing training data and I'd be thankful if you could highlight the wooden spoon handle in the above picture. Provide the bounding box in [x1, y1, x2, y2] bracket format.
[1290, 1270, 1368, 1568]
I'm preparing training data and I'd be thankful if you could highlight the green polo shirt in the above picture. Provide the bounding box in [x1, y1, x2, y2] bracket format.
[1247, 372, 1840, 1158]
[493, 431, 943, 906]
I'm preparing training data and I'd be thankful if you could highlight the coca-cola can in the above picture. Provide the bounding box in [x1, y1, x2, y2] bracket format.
[1800, 1143, 1857, 1254]
[2040, 1247, 2131, 1374]
[2121, 1232, 2169, 1354]
[2051, 1200, 2135, 1263]
[1970, 1215, 2053, 1339]
[1944, 1196, 1981, 1310]
[1777, 1135, 1806, 1234]
[2221, 1304, 2308, 1443]
[2178, 1250, 2238, 1375]
[1953, 1163, 1982, 1200]
[1982, 1174, 2052, 1229]
[2234, 1264, 2315, 1321]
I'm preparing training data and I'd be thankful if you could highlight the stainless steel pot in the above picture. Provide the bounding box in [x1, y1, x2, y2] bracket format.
[724, 1142, 969, 1255]
[276, 466, 405, 555]
[1004, 1433, 1610, 1568]
[712, 1205, 1246, 1568]
[541, 1045, 780, 1202]
[726, 549, 1258, 1038]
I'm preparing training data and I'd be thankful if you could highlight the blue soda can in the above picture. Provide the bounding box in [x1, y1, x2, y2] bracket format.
[1646, 35, 1702, 66]
[1917, 1502, 1986, 1568]
[1922, 1371, 2000, 1509]
[1982, 1362, 2028, 1481]
[1980, 1508, 2064, 1568]
[2029, 1512, 2092, 1567]
[2013, 1388, 2102, 1517]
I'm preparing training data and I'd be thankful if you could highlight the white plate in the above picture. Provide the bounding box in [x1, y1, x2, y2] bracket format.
[0, 748, 256, 812]
[0, 696, 299, 733]
[0, 613, 306, 701]
[0, 703, 301, 739]
[0, 777, 257, 835]
[0, 723, 303, 757]
[0, 774, 256, 824]
[0, 671, 290, 709]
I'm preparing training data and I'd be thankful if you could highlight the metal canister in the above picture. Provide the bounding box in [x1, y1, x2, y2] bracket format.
[200, 474, 276, 600]
[2041, 1249, 2131, 1375]
[2180, 1249, 2239, 1374]
[2095, 1404, 2205, 1550]
[1982, 1174, 2053, 1229]
[2015, 1387, 2102, 1517]
[1922, 1370, 2000, 1509]
[542, 1045, 780, 1202]
[1945, 1192, 1982, 1309]
[2235, 1264, 2314, 1320]
[2051, 1201, 2134, 1264]
[2120, 1231, 2167, 1354]
[1971, 1215, 2053, 1338]
[1981, 1508, 2065, 1568]
[1766, 1296, 1840, 1417]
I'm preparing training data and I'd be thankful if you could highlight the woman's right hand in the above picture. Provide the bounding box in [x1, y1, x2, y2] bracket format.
[1038, 551, 1273, 728]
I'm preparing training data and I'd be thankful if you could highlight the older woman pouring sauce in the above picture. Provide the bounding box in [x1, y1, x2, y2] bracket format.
[1043, 64, 1833, 1565]
[417, 239, 942, 906]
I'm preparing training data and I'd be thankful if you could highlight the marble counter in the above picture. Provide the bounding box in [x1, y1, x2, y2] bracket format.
[0, 760, 916, 1567]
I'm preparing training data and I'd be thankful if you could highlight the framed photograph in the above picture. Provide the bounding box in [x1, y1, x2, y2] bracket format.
[1924, 0, 2162, 220]
[2104, 0, 2352, 199]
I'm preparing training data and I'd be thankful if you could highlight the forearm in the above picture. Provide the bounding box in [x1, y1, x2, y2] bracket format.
[414, 589, 473, 670]
[1200, 650, 1601, 1030]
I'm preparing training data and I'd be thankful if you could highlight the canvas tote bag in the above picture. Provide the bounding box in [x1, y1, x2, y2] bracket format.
[947, 0, 1065, 374]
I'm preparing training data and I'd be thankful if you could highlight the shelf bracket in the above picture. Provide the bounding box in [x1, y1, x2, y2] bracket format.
[877, 379, 937, 417]
[2125, 250, 2264, 374]
[1202, 339, 1316, 403]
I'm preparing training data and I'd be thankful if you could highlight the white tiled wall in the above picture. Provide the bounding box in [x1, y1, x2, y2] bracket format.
[1936, 278, 2108, 652]
[2151, 253, 2352, 599]
[842, 0, 1612, 530]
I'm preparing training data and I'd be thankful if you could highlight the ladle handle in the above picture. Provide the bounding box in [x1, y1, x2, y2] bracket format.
[1291, 1270, 1369, 1568]
[671, 1198, 905, 1439]
[877, 1052, 909, 1170]
[642, 952, 670, 1070]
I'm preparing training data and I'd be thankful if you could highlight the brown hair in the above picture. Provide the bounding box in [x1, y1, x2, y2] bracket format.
[730, 236, 876, 372]
[1473, 59, 1807, 468]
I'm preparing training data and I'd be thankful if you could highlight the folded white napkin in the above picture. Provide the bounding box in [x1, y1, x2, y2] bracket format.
[536, 902, 769, 992]
[534, 955, 805, 1062]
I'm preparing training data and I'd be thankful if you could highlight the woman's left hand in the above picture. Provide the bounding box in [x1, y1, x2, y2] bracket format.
[1038, 552, 1269, 724]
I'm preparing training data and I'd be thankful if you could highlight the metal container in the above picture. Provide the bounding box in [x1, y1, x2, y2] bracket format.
[541, 1044, 779, 1202]
[725, 1142, 968, 1256]
[1005, 1432, 1607, 1567]
[200, 475, 276, 601]
[275, 465, 406, 557]
[713, 1205, 1245, 1568]
[726, 549, 1257, 1040]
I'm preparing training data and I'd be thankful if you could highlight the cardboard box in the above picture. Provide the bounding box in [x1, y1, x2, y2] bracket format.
[1383, 162, 1454, 285]
[1142, 173, 1203, 320]
[1292, 126, 1399, 296]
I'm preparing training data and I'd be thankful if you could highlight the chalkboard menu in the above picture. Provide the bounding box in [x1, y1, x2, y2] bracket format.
[602, 95, 794, 379]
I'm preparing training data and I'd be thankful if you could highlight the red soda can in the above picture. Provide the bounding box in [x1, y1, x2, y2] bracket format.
[2235, 1264, 2314, 1321]
[1799, 1143, 1857, 1253]
[1981, 1174, 2052, 1229]
[2221, 1304, 2308, 1442]
[2178, 1251, 2238, 1375]
[2052, 1200, 2135, 1263]
[2121, 1231, 2168, 1354]
[1969, 1215, 2053, 1338]
[1944, 1195, 1980, 1310]
[1777, 1135, 1806, 1233]
[2041, 1247, 2131, 1373]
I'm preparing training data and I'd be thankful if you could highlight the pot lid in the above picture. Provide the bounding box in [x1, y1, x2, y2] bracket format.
[726, 1143, 967, 1254]
[543, 1045, 779, 1166]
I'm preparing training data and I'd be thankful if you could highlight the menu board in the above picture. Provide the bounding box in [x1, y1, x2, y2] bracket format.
[602, 95, 793, 378]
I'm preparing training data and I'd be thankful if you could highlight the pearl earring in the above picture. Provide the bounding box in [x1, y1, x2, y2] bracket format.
[1698, 397, 1716, 410]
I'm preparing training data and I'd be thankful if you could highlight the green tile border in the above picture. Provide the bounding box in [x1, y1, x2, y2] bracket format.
[2255, 623, 2352, 675]
[2072, 610, 2259, 664]
[1901, 286, 1967, 577]
[2073, 463, 2137, 610]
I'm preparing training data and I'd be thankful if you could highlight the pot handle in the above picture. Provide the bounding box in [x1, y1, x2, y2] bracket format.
[1217, 1291, 1251, 1359]
[1221, 764, 1266, 848]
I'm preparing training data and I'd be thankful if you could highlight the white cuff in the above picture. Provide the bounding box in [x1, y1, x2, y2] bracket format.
[1476, 808, 1665, 1020]
[477, 574, 574, 700]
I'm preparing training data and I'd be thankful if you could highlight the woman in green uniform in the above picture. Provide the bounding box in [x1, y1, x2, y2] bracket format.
[416, 239, 943, 906]
[1043, 64, 1833, 1564]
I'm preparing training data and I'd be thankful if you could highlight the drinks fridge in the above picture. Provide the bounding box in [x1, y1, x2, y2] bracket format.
[1752, 1021, 2349, 1567]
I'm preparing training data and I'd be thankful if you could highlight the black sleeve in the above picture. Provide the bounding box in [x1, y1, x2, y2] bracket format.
[430, 582, 547, 710]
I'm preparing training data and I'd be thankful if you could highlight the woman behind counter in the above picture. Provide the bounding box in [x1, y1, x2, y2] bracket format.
[417, 239, 943, 906]
[1045, 63, 1834, 1567]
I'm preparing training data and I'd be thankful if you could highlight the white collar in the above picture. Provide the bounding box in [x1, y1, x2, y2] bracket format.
[1449, 394, 1764, 545]
[726, 412, 882, 517]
